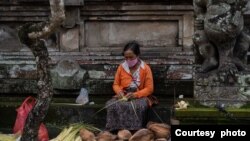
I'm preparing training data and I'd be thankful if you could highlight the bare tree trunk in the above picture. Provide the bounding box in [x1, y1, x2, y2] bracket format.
[18, 0, 65, 141]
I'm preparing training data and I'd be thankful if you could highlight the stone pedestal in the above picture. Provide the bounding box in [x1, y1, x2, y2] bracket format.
[194, 71, 250, 108]
[50, 59, 87, 90]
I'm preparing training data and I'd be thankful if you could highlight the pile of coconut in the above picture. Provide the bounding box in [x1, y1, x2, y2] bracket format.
[80, 122, 171, 141]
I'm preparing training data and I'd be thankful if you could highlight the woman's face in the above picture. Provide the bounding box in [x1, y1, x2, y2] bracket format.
[124, 49, 137, 61]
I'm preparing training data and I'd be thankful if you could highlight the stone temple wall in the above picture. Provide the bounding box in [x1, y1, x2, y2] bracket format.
[2, 0, 242, 98]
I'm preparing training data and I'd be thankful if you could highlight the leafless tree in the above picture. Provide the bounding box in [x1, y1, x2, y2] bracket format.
[18, 0, 65, 140]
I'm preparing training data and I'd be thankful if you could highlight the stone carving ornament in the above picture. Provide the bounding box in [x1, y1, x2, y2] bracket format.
[194, 0, 249, 76]
[193, 0, 250, 107]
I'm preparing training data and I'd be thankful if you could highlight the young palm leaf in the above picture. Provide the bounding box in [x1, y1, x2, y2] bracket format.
[69, 122, 101, 132]
[130, 100, 140, 121]
[92, 97, 127, 117]
[151, 108, 164, 123]
[50, 122, 101, 141]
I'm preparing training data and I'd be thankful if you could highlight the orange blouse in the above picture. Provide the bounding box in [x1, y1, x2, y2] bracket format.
[113, 60, 154, 98]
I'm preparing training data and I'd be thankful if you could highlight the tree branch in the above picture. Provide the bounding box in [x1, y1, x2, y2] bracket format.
[28, 0, 65, 39]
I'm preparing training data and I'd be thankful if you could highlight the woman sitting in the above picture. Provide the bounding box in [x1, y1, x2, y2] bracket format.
[105, 41, 154, 132]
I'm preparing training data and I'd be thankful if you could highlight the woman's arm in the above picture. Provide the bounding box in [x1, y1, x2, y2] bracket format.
[113, 65, 124, 95]
[134, 65, 154, 98]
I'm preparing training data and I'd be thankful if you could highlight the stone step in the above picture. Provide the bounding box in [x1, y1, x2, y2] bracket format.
[2, 97, 250, 138]
[0, 96, 173, 138]
[174, 100, 250, 125]
[0, 101, 173, 128]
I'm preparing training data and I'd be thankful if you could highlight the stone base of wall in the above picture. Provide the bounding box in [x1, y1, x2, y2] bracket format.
[194, 71, 250, 108]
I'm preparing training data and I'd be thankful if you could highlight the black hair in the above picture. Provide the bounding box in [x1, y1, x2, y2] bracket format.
[122, 41, 141, 56]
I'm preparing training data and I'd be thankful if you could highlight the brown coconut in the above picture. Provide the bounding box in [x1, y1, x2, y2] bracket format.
[155, 138, 167, 141]
[170, 118, 180, 125]
[147, 122, 171, 139]
[79, 128, 96, 141]
[97, 131, 116, 141]
[117, 130, 132, 140]
[129, 129, 154, 141]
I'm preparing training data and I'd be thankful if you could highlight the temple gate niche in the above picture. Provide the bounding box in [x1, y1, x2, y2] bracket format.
[193, 0, 250, 107]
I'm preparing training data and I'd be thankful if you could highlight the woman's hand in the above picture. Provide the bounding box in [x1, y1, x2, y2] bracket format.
[126, 92, 136, 100]
[114, 91, 124, 99]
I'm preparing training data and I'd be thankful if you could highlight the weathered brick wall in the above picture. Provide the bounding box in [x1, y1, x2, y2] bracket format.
[0, 0, 195, 98]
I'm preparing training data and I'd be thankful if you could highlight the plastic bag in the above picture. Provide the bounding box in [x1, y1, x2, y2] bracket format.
[38, 124, 49, 141]
[76, 88, 89, 105]
[13, 96, 49, 141]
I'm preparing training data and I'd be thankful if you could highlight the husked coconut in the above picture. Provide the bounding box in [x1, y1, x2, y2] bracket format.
[155, 138, 168, 141]
[97, 131, 116, 141]
[129, 129, 154, 141]
[79, 128, 96, 141]
[147, 122, 171, 139]
[170, 118, 180, 125]
[117, 130, 132, 140]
